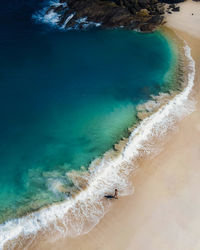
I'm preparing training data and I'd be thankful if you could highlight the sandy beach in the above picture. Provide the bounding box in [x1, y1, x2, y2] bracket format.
[25, 1, 200, 250]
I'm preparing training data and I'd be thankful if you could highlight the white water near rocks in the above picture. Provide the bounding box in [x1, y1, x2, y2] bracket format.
[32, 1, 101, 30]
[0, 44, 195, 249]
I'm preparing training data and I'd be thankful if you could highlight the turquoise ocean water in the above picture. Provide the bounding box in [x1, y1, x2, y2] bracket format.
[0, 1, 176, 224]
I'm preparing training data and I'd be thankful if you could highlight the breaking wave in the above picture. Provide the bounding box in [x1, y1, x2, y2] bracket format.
[32, 0, 65, 28]
[32, 0, 101, 30]
[0, 43, 196, 249]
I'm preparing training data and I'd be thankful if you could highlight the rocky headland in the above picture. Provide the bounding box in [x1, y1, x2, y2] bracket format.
[45, 0, 176, 31]
[46, 0, 199, 32]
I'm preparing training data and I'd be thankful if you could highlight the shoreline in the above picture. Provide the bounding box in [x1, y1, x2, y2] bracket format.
[33, 31, 200, 249]
[4, 31, 197, 250]
[1, 31, 182, 250]
[1, 32, 184, 249]
[1, 34, 184, 248]
[2, 1, 200, 249]
[30, 2, 200, 250]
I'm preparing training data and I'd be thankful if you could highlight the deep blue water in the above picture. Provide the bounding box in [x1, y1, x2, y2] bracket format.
[0, 0, 175, 223]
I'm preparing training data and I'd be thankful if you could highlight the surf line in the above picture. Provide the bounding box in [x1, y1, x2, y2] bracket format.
[0, 42, 196, 250]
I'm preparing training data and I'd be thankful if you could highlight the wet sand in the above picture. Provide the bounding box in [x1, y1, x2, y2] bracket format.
[29, 1, 200, 249]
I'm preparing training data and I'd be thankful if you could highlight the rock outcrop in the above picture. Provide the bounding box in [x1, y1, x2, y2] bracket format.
[46, 0, 166, 31]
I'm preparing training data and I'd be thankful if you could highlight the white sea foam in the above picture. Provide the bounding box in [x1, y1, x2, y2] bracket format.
[32, 2, 102, 30]
[77, 17, 101, 29]
[32, 0, 67, 28]
[0, 44, 196, 249]
[61, 13, 74, 29]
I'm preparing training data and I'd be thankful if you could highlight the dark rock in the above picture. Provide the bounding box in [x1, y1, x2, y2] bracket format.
[159, 0, 184, 3]
[156, 6, 165, 14]
[140, 23, 155, 32]
[168, 3, 180, 11]
[46, 0, 167, 32]
[169, 3, 176, 8]
[149, 14, 163, 24]
[172, 6, 180, 11]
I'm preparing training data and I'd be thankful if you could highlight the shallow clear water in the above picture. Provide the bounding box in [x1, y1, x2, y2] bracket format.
[0, 0, 175, 223]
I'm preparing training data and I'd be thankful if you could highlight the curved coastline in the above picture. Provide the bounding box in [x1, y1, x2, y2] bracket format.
[1, 30, 196, 249]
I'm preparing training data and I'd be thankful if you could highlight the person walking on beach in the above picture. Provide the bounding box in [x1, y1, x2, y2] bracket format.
[104, 189, 118, 199]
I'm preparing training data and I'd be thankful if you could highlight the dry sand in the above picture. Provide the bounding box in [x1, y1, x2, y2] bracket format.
[30, 1, 200, 249]
[165, 0, 200, 39]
